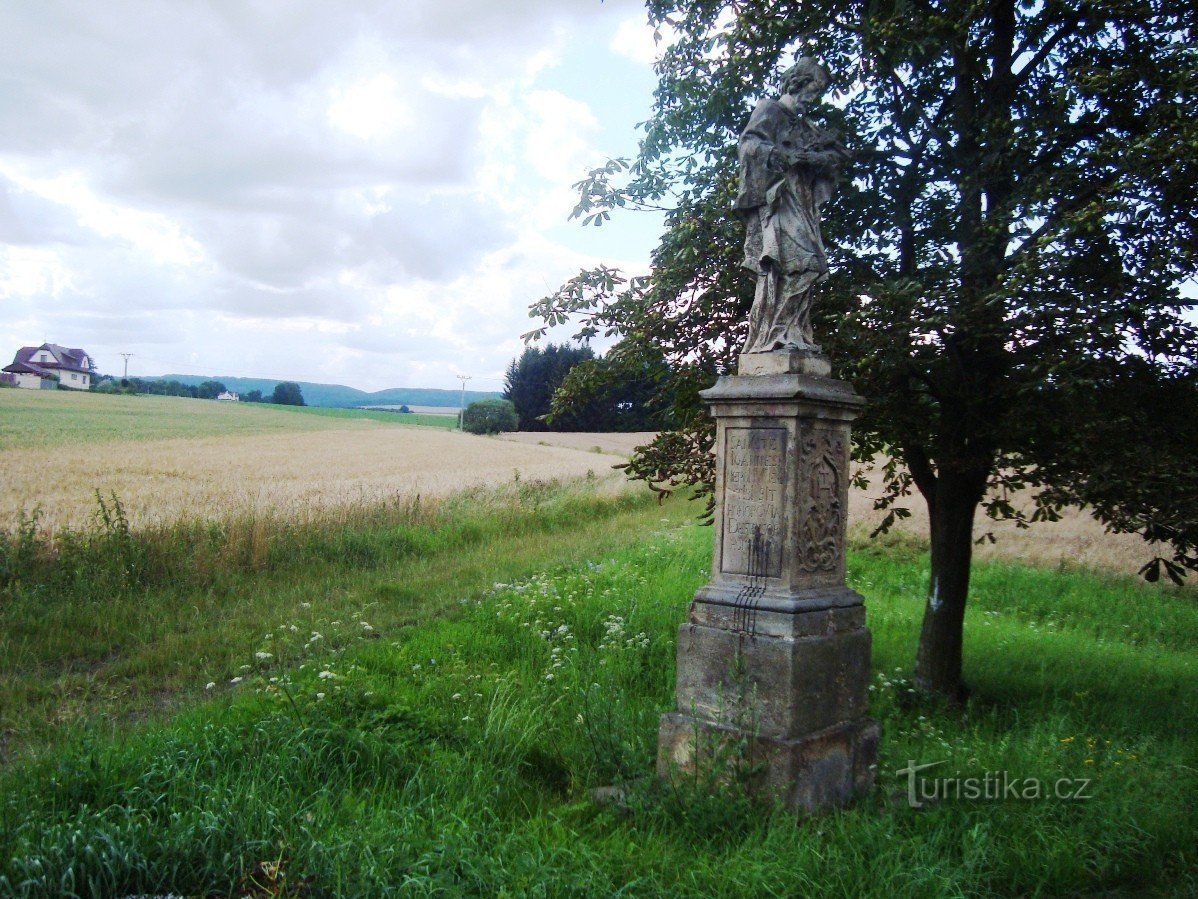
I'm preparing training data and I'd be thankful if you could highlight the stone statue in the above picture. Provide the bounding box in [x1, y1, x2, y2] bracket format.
[735, 58, 848, 355]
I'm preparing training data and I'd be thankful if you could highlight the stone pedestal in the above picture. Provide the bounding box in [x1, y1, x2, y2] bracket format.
[657, 351, 877, 812]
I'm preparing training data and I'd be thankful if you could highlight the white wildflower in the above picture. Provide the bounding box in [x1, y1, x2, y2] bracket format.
[205, 682, 215, 690]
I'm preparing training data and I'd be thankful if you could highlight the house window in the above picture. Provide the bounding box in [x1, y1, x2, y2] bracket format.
[71, 373, 78, 380]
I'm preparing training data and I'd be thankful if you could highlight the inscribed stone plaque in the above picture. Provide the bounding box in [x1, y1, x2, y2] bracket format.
[721, 427, 786, 577]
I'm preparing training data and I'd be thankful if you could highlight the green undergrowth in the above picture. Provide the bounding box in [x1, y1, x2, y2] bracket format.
[0, 478, 682, 757]
[1, 511, 1195, 897]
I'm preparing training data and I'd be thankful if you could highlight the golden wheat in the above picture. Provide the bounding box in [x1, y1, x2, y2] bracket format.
[846, 474, 1156, 578]
[0, 391, 1154, 577]
[496, 431, 657, 457]
[0, 427, 625, 532]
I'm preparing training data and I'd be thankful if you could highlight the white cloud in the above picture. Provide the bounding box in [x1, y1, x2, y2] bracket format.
[0, 0, 656, 392]
[610, 14, 674, 65]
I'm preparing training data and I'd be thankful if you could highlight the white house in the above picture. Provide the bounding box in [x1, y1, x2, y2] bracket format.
[2, 343, 94, 390]
[216, 390, 240, 401]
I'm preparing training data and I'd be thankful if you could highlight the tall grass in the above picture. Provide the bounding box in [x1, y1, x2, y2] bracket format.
[0, 478, 684, 759]
[1, 514, 1195, 896]
[0, 479, 636, 604]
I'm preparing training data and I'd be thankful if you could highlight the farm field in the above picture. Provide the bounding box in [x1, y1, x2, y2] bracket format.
[0, 390, 1164, 577]
[497, 430, 656, 457]
[0, 391, 627, 531]
[503, 429, 1156, 579]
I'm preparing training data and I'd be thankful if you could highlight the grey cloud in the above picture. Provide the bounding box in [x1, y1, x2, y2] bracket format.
[0, 176, 82, 245]
[43, 309, 187, 348]
[208, 282, 369, 323]
[367, 191, 513, 282]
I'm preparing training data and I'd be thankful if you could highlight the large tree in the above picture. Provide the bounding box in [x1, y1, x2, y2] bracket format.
[528, 0, 1198, 699]
[270, 382, 305, 406]
[503, 343, 596, 430]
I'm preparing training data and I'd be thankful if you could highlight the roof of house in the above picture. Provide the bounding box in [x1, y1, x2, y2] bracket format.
[1, 361, 52, 377]
[5, 343, 92, 375]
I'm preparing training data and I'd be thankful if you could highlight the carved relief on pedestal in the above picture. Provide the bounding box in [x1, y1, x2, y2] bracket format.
[797, 425, 846, 574]
[720, 426, 787, 578]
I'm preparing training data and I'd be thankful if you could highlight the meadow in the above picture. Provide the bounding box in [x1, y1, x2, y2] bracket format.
[1, 388, 1195, 896]
[0, 487, 1194, 896]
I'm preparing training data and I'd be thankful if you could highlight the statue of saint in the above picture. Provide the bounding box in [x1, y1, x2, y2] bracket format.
[735, 58, 848, 355]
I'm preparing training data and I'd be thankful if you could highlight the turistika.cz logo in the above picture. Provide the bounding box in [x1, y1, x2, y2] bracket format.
[896, 760, 1094, 809]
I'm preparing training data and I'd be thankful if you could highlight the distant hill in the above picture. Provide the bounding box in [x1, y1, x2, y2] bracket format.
[155, 375, 502, 409]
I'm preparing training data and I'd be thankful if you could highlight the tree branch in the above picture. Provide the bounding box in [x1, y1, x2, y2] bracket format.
[1012, 8, 1087, 89]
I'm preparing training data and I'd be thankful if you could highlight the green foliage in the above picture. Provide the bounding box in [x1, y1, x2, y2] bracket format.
[503, 342, 596, 430]
[194, 380, 227, 400]
[1, 523, 1195, 895]
[0, 477, 666, 754]
[462, 398, 518, 434]
[550, 340, 675, 433]
[124, 377, 210, 399]
[151, 374, 502, 410]
[504, 341, 672, 432]
[270, 381, 305, 406]
[529, 0, 1198, 695]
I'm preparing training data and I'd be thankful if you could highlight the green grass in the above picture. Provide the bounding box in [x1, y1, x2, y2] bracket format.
[1, 487, 1195, 896]
[0, 478, 685, 756]
[0, 390, 454, 451]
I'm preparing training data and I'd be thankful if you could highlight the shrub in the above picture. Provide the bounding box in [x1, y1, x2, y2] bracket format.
[462, 399, 517, 435]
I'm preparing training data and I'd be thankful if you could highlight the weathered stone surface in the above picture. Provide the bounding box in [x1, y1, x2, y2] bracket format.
[657, 714, 879, 812]
[703, 375, 860, 593]
[735, 57, 848, 356]
[738, 350, 831, 377]
[656, 369, 877, 813]
[672, 621, 871, 738]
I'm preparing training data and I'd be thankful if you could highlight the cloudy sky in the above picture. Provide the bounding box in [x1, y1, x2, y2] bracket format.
[0, 1, 666, 392]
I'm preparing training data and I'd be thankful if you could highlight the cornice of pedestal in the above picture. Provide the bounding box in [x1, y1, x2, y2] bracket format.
[701, 371, 865, 419]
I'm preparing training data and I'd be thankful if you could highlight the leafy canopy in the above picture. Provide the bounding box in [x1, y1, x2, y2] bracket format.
[462, 398, 519, 435]
[529, 0, 1198, 581]
[271, 382, 305, 407]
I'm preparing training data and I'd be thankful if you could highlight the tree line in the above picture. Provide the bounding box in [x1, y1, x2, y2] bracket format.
[502, 342, 671, 433]
[97, 377, 306, 406]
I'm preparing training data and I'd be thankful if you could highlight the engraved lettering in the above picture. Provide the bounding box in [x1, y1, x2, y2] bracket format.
[721, 427, 786, 577]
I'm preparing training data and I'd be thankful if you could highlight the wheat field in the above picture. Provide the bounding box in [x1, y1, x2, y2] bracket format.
[0, 391, 630, 531]
[0, 391, 1161, 577]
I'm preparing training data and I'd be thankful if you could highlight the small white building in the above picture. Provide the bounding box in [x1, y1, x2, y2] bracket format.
[216, 390, 240, 402]
[2, 343, 94, 390]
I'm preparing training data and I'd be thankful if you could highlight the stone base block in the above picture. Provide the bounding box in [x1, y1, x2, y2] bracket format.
[738, 350, 831, 377]
[657, 713, 878, 812]
[673, 618, 871, 739]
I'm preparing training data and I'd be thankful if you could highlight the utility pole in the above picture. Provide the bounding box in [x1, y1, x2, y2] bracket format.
[456, 374, 472, 431]
[120, 353, 134, 379]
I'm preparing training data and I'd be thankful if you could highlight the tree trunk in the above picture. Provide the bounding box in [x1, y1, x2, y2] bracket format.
[914, 474, 981, 702]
